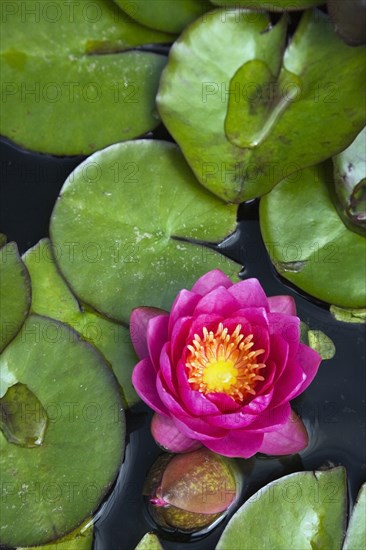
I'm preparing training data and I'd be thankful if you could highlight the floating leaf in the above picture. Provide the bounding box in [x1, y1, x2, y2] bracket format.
[23, 239, 139, 407]
[114, 0, 211, 33]
[330, 305, 366, 324]
[217, 467, 347, 550]
[343, 483, 366, 550]
[135, 532, 163, 550]
[0, 242, 31, 352]
[0, 234, 6, 248]
[307, 330, 336, 360]
[260, 164, 366, 308]
[0, 315, 124, 547]
[0, 0, 172, 155]
[210, 0, 322, 10]
[157, 9, 365, 202]
[50, 140, 238, 324]
[18, 519, 93, 550]
[332, 126, 366, 235]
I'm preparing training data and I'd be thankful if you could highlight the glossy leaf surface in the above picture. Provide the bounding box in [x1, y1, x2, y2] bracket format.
[0, 0, 171, 155]
[260, 164, 366, 308]
[18, 520, 93, 550]
[343, 483, 366, 550]
[0, 243, 31, 352]
[158, 9, 365, 202]
[114, 0, 211, 33]
[332, 126, 366, 235]
[50, 140, 238, 324]
[217, 467, 347, 550]
[135, 532, 163, 550]
[0, 315, 124, 547]
[23, 239, 139, 407]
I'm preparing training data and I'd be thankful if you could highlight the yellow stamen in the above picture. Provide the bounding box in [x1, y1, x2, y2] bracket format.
[186, 323, 266, 402]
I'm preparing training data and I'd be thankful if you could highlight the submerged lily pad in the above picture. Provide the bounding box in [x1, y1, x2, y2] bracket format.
[332, 126, 366, 236]
[157, 9, 365, 202]
[114, 0, 211, 33]
[0, 315, 124, 547]
[23, 239, 139, 407]
[260, 164, 366, 308]
[217, 467, 347, 549]
[135, 532, 163, 550]
[0, 242, 31, 351]
[210, 0, 322, 9]
[50, 140, 238, 324]
[330, 305, 366, 324]
[0, 0, 172, 155]
[343, 483, 366, 550]
[19, 519, 93, 550]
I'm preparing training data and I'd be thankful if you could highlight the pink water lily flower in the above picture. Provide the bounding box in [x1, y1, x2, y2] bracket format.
[131, 270, 321, 458]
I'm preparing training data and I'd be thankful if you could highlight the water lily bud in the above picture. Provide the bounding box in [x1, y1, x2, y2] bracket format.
[144, 448, 241, 534]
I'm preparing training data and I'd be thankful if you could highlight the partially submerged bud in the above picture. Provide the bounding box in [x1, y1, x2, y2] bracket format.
[144, 448, 241, 534]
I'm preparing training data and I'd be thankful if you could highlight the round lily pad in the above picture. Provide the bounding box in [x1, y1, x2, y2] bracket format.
[114, 0, 211, 33]
[0, 242, 31, 352]
[23, 239, 139, 407]
[0, 0, 172, 155]
[217, 467, 347, 549]
[0, 315, 125, 547]
[19, 519, 93, 550]
[157, 9, 365, 202]
[50, 140, 238, 324]
[259, 164, 366, 308]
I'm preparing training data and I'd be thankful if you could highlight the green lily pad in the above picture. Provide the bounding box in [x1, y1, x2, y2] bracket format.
[0, 315, 124, 547]
[330, 305, 366, 324]
[50, 140, 238, 324]
[135, 532, 163, 550]
[210, 0, 322, 10]
[343, 483, 366, 550]
[23, 239, 139, 407]
[0, 0, 172, 155]
[332, 126, 366, 235]
[307, 330, 336, 360]
[259, 163, 366, 308]
[157, 9, 365, 202]
[0, 242, 31, 352]
[114, 0, 211, 33]
[18, 519, 93, 550]
[217, 467, 347, 550]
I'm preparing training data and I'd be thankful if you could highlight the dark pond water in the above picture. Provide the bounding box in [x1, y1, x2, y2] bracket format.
[1, 133, 365, 550]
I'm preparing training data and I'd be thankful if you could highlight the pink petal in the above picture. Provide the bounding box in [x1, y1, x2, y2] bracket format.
[151, 413, 202, 453]
[206, 392, 241, 414]
[268, 334, 289, 383]
[228, 278, 269, 310]
[191, 269, 233, 295]
[247, 402, 291, 432]
[224, 309, 270, 362]
[176, 360, 220, 416]
[291, 343, 322, 398]
[171, 415, 228, 441]
[270, 360, 306, 407]
[170, 316, 192, 365]
[194, 286, 240, 316]
[156, 372, 190, 417]
[168, 290, 200, 335]
[159, 342, 177, 395]
[258, 409, 309, 455]
[130, 307, 167, 359]
[268, 295, 297, 316]
[146, 314, 169, 370]
[268, 312, 300, 362]
[186, 313, 223, 342]
[132, 359, 168, 416]
[204, 429, 264, 458]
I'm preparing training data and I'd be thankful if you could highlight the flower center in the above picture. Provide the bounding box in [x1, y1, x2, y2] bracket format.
[186, 323, 266, 402]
